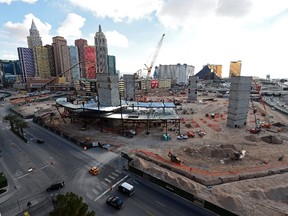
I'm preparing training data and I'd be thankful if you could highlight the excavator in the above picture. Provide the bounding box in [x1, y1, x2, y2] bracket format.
[168, 151, 181, 164]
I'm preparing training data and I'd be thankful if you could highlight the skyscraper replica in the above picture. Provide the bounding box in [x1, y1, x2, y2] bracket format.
[52, 36, 71, 82]
[17, 47, 36, 82]
[94, 25, 119, 107]
[94, 25, 108, 74]
[68, 46, 80, 80]
[226, 76, 252, 128]
[75, 38, 88, 78]
[27, 20, 42, 49]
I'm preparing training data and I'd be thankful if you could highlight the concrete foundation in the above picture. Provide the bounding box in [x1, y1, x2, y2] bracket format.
[226, 76, 252, 128]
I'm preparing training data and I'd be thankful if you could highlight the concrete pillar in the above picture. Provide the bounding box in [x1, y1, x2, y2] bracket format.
[123, 74, 135, 101]
[97, 73, 120, 106]
[226, 76, 252, 128]
[188, 76, 198, 101]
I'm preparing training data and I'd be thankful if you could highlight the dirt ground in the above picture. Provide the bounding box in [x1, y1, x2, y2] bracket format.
[13, 92, 288, 216]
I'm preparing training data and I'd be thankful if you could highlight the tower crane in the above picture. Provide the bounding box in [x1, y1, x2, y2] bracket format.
[144, 33, 165, 78]
[143, 33, 165, 93]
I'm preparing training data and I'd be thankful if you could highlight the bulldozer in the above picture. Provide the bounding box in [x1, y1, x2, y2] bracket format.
[168, 151, 181, 164]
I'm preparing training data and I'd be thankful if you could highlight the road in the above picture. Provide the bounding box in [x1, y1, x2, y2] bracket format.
[0, 101, 215, 216]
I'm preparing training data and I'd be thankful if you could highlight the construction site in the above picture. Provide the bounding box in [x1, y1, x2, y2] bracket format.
[8, 74, 288, 216]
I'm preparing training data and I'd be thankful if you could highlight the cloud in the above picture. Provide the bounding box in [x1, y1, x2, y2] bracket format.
[216, 0, 252, 17]
[0, 0, 37, 4]
[56, 13, 86, 43]
[105, 31, 128, 48]
[3, 13, 52, 44]
[68, 0, 161, 22]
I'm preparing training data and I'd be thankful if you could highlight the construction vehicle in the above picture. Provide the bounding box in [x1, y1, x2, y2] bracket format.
[253, 80, 271, 128]
[168, 151, 181, 164]
[187, 131, 195, 138]
[143, 34, 165, 94]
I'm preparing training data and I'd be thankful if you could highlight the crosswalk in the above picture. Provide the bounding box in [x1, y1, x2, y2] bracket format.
[86, 169, 129, 202]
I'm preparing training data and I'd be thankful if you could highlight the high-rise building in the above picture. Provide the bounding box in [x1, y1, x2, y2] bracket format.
[84, 46, 96, 79]
[34, 46, 51, 78]
[44, 45, 56, 77]
[52, 36, 71, 82]
[229, 60, 242, 77]
[94, 25, 108, 74]
[208, 64, 222, 78]
[27, 20, 43, 76]
[75, 38, 88, 78]
[27, 20, 42, 49]
[0, 60, 21, 86]
[157, 64, 194, 85]
[68, 46, 80, 80]
[108, 55, 116, 75]
[17, 47, 36, 82]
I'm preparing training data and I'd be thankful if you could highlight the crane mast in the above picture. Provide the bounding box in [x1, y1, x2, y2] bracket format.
[144, 33, 165, 79]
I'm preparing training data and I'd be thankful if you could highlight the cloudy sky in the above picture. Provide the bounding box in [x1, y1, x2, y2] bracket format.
[0, 0, 288, 79]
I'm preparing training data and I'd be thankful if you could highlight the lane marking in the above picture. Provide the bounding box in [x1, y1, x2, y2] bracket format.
[155, 201, 165, 207]
[104, 178, 111, 183]
[108, 175, 115, 180]
[39, 164, 49, 170]
[96, 185, 103, 191]
[115, 169, 121, 174]
[101, 181, 108, 186]
[94, 175, 128, 201]
[16, 173, 29, 179]
[92, 188, 99, 195]
[111, 172, 119, 177]
[86, 193, 93, 200]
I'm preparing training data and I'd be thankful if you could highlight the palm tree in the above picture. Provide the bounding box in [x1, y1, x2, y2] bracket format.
[2, 114, 18, 131]
[14, 118, 29, 136]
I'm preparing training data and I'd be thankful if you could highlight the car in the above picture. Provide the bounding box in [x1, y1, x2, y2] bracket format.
[46, 181, 65, 192]
[118, 182, 135, 196]
[89, 166, 100, 176]
[36, 139, 44, 143]
[106, 195, 124, 209]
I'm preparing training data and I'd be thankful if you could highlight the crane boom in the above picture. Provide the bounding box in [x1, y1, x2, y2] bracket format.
[145, 33, 165, 78]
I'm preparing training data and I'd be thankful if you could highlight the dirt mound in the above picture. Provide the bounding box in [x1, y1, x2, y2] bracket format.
[245, 135, 261, 142]
[130, 157, 200, 194]
[261, 135, 283, 144]
[185, 144, 239, 158]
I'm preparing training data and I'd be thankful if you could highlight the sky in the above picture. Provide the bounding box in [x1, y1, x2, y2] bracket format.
[0, 0, 288, 79]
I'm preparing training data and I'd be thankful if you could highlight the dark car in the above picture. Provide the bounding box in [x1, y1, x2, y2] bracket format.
[106, 195, 124, 209]
[46, 181, 65, 192]
[37, 139, 44, 143]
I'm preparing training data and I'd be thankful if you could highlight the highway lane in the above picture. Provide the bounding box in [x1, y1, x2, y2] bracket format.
[1, 118, 216, 216]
